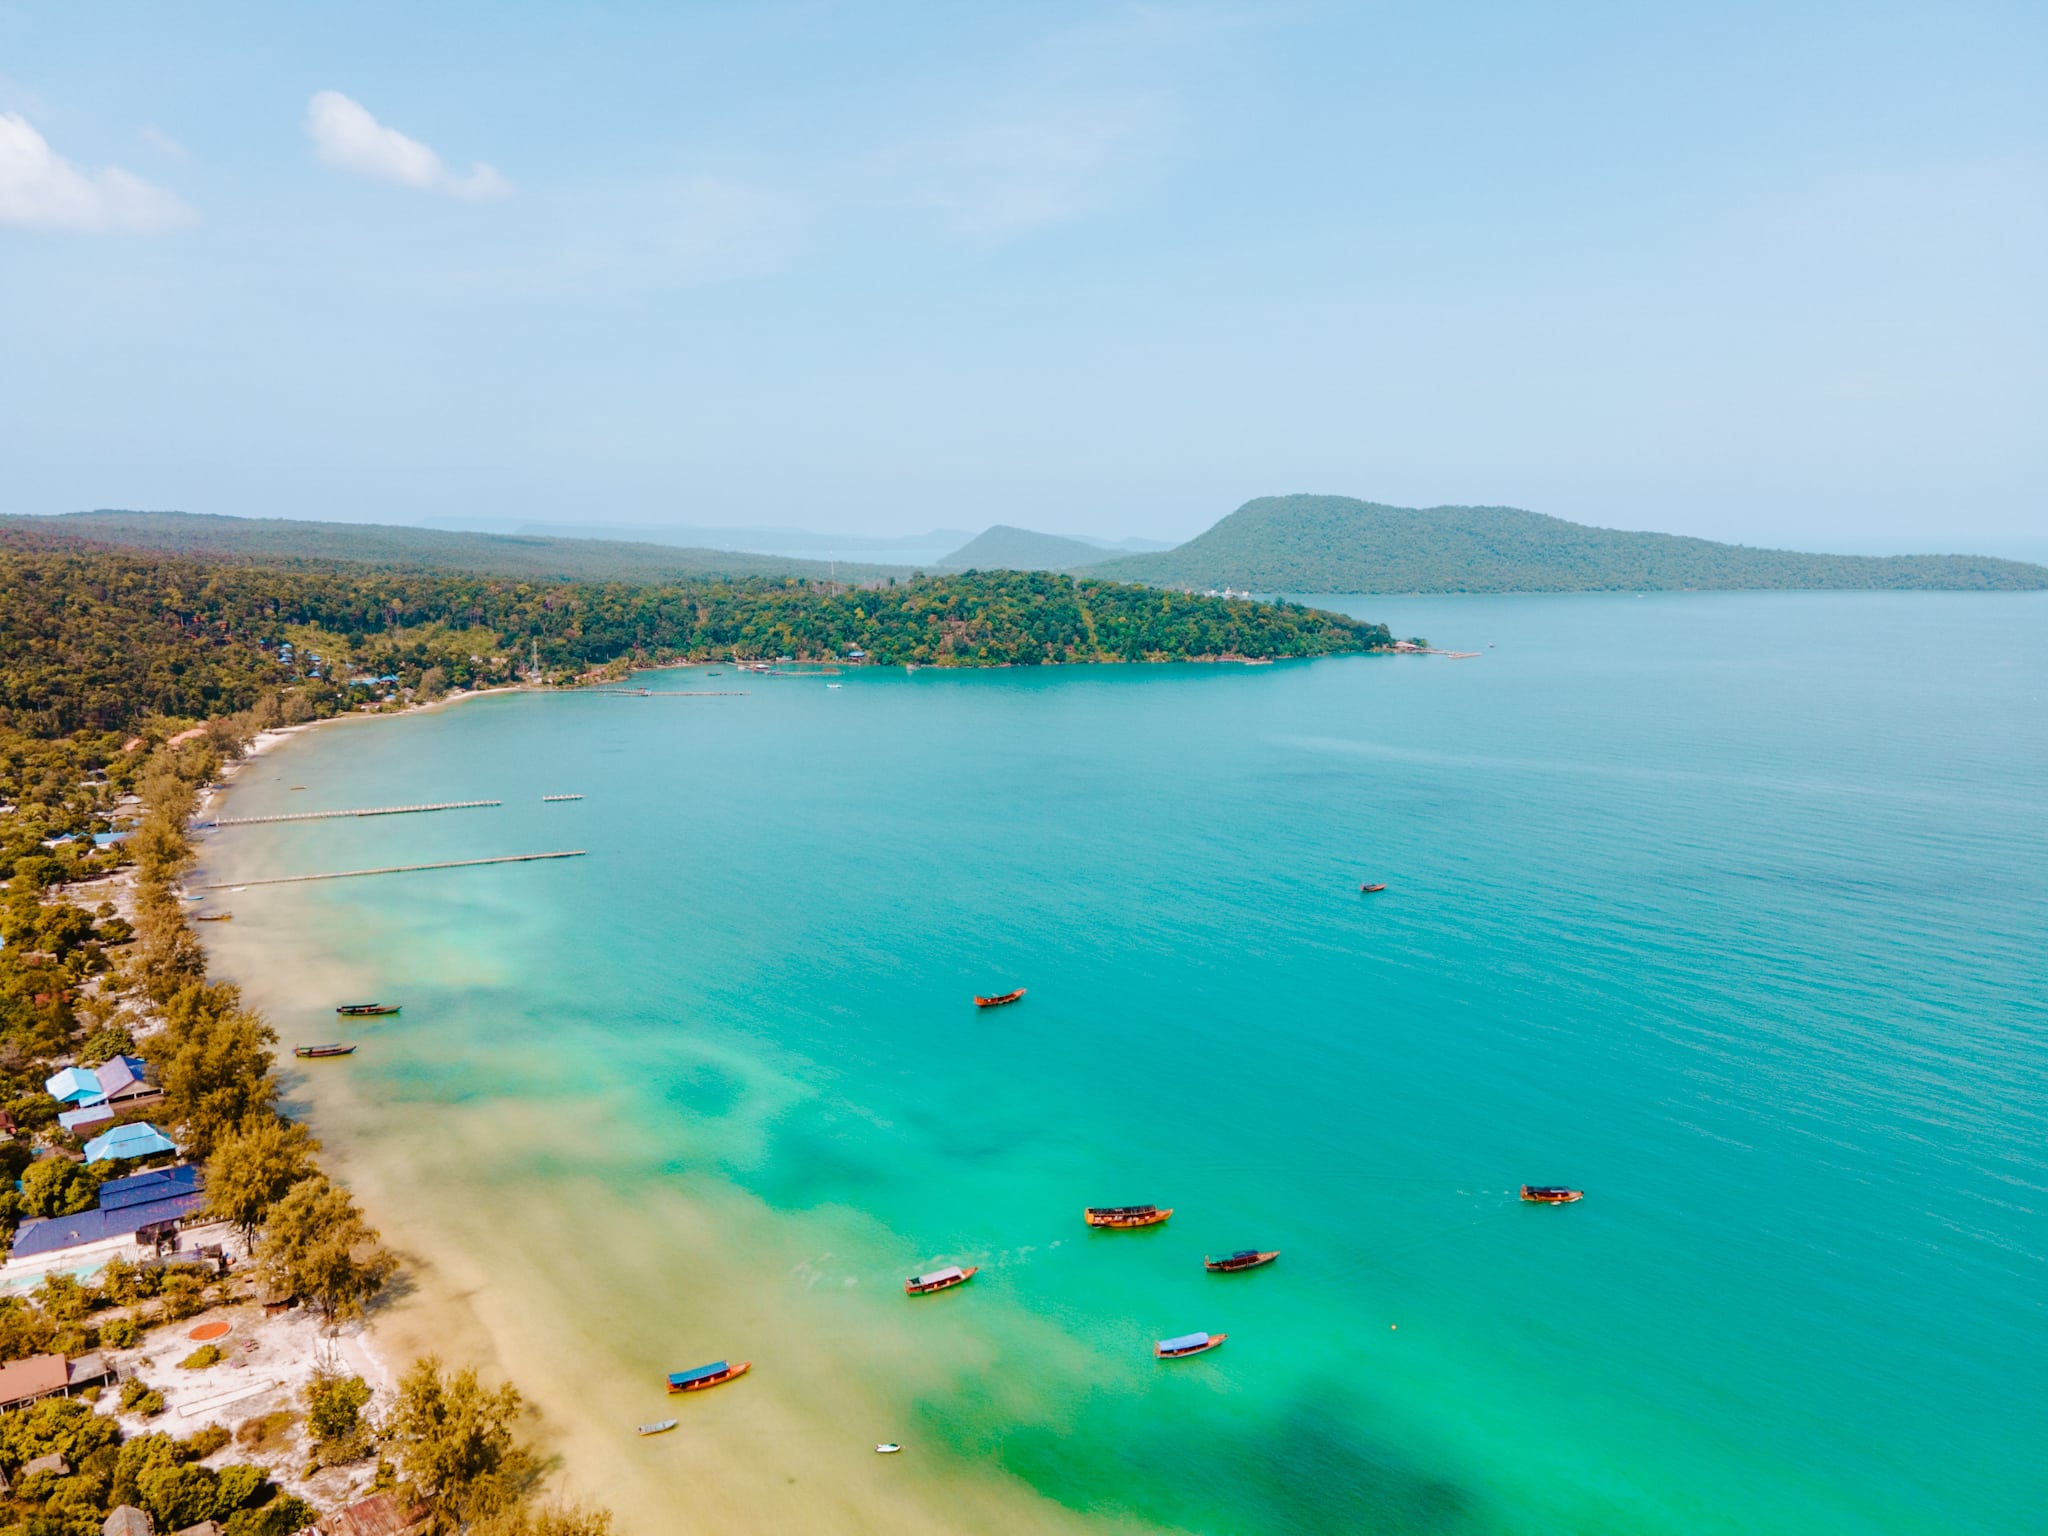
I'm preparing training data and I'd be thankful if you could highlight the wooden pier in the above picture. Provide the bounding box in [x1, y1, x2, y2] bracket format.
[197, 851, 586, 889]
[202, 799, 501, 828]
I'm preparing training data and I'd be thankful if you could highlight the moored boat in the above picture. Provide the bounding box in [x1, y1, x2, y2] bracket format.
[1520, 1184, 1583, 1204]
[974, 988, 1026, 1009]
[1359, 883, 1386, 893]
[1085, 1204, 1171, 1228]
[875, 1442, 902, 1454]
[195, 911, 233, 922]
[1204, 1248, 1279, 1273]
[294, 1044, 357, 1059]
[1155, 1331, 1226, 1359]
[905, 1264, 978, 1295]
[637, 1419, 676, 1436]
[335, 1003, 400, 1017]
[666, 1360, 751, 1393]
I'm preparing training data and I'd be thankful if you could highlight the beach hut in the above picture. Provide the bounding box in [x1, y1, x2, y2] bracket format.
[95, 1056, 161, 1109]
[44, 1067, 104, 1106]
[82, 1123, 176, 1164]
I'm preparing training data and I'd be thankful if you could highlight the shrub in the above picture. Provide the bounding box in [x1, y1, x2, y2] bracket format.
[226, 1492, 316, 1536]
[120, 1379, 166, 1417]
[178, 1344, 224, 1370]
[100, 1316, 141, 1349]
[183, 1423, 231, 1458]
[234, 1411, 298, 1451]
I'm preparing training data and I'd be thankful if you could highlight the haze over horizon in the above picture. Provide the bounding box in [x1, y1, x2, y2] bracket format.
[4, 3, 2043, 558]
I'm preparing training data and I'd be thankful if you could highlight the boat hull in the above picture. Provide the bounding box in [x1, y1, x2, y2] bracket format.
[1205, 1250, 1279, 1272]
[1085, 1207, 1172, 1228]
[294, 1045, 357, 1059]
[1519, 1186, 1583, 1204]
[974, 989, 1026, 1008]
[335, 1005, 400, 1017]
[905, 1265, 979, 1295]
[1156, 1333, 1227, 1359]
[668, 1361, 751, 1393]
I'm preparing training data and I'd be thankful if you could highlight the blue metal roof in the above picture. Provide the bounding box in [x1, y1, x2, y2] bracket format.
[8, 1191, 206, 1259]
[1157, 1332, 1210, 1352]
[58, 1104, 115, 1134]
[667, 1362, 729, 1386]
[45, 1067, 103, 1105]
[98, 1164, 201, 1211]
[83, 1123, 176, 1163]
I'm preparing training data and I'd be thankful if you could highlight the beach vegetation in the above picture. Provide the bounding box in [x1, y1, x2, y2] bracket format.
[253, 1175, 396, 1322]
[177, 1343, 224, 1369]
[385, 1356, 537, 1532]
[19, 1156, 106, 1219]
[118, 1380, 166, 1417]
[472, 1500, 616, 1536]
[206, 1115, 321, 1241]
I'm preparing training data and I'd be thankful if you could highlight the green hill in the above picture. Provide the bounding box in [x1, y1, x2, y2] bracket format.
[1082, 495, 2048, 593]
[939, 525, 1108, 571]
[5, 511, 905, 585]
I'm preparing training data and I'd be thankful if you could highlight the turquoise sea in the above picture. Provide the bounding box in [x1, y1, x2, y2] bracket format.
[199, 593, 2047, 1535]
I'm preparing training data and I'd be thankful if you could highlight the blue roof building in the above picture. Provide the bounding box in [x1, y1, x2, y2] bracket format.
[82, 1123, 176, 1164]
[57, 1104, 115, 1135]
[44, 1068, 103, 1106]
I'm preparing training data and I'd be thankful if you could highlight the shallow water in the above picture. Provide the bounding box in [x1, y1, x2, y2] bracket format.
[200, 592, 2048, 1535]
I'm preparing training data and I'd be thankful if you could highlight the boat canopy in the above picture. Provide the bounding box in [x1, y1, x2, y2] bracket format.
[1227, 1249, 1260, 1260]
[1089, 1204, 1156, 1216]
[911, 1266, 964, 1286]
[668, 1362, 729, 1387]
[1157, 1332, 1210, 1352]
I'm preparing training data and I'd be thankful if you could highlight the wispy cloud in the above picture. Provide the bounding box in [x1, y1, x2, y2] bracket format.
[0, 111, 194, 231]
[139, 124, 188, 161]
[305, 90, 512, 200]
[921, 96, 1167, 238]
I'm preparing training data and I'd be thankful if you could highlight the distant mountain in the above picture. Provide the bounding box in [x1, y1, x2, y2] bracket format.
[511, 521, 972, 567]
[940, 526, 1106, 570]
[8, 511, 907, 584]
[1081, 496, 2048, 593]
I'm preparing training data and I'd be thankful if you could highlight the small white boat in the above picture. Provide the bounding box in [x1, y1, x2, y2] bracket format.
[637, 1419, 677, 1436]
[875, 1442, 902, 1454]
[826, 683, 842, 689]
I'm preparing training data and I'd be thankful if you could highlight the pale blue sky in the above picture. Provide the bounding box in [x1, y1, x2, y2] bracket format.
[3, 2, 2043, 552]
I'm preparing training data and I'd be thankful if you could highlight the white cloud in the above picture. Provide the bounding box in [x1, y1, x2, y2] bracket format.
[305, 90, 512, 200]
[0, 112, 194, 231]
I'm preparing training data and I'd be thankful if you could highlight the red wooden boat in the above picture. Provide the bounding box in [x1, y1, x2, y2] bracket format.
[294, 1044, 357, 1059]
[667, 1360, 750, 1393]
[1204, 1249, 1279, 1273]
[904, 1264, 978, 1295]
[1155, 1331, 1226, 1359]
[1359, 883, 1386, 893]
[1520, 1185, 1583, 1204]
[1085, 1204, 1171, 1229]
[974, 988, 1027, 1009]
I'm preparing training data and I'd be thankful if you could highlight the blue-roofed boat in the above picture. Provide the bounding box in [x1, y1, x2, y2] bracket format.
[1205, 1248, 1279, 1273]
[666, 1359, 750, 1394]
[336, 1003, 400, 1017]
[1155, 1331, 1226, 1359]
[1085, 1204, 1170, 1228]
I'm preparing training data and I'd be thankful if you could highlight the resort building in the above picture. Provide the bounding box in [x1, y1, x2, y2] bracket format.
[0, 1351, 114, 1412]
[43, 1066, 102, 1105]
[2, 1165, 210, 1287]
[83, 1123, 177, 1164]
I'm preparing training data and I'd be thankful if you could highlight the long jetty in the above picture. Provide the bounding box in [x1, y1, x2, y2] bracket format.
[595, 689, 750, 697]
[197, 851, 585, 889]
[202, 799, 501, 828]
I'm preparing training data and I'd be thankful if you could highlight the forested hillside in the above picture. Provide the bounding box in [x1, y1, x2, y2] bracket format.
[1083, 496, 2048, 593]
[940, 525, 1108, 571]
[4, 511, 902, 584]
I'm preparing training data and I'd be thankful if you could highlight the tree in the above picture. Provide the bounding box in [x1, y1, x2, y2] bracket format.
[20, 1157, 103, 1218]
[156, 982, 278, 1156]
[206, 1116, 320, 1241]
[384, 1356, 534, 1531]
[472, 1502, 616, 1536]
[255, 1175, 396, 1322]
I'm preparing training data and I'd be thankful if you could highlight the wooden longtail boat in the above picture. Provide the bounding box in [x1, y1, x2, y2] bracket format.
[1204, 1249, 1279, 1273]
[294, 1044, 357, 1059]
[974, 988, 1026, 1009]
[1155, 1331, 1226, 1359]
[637, 1419, 677, 1436]
[335, 1003, 400, 1017]
[1085, 1205, 1171, 1229]
[1520, 1185, 1583, 1204]
[667, 1360, 751, 1393]
[1359, 882, 1386, 893]
[194, 912, 233, 922]
[904, 1264, 978, 1296]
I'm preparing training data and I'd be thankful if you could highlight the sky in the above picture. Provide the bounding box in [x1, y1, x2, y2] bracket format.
[2, 1, 2044, 555]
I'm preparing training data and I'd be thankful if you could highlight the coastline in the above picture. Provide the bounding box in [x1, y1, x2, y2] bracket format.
[191, 704, 1123, 1536]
